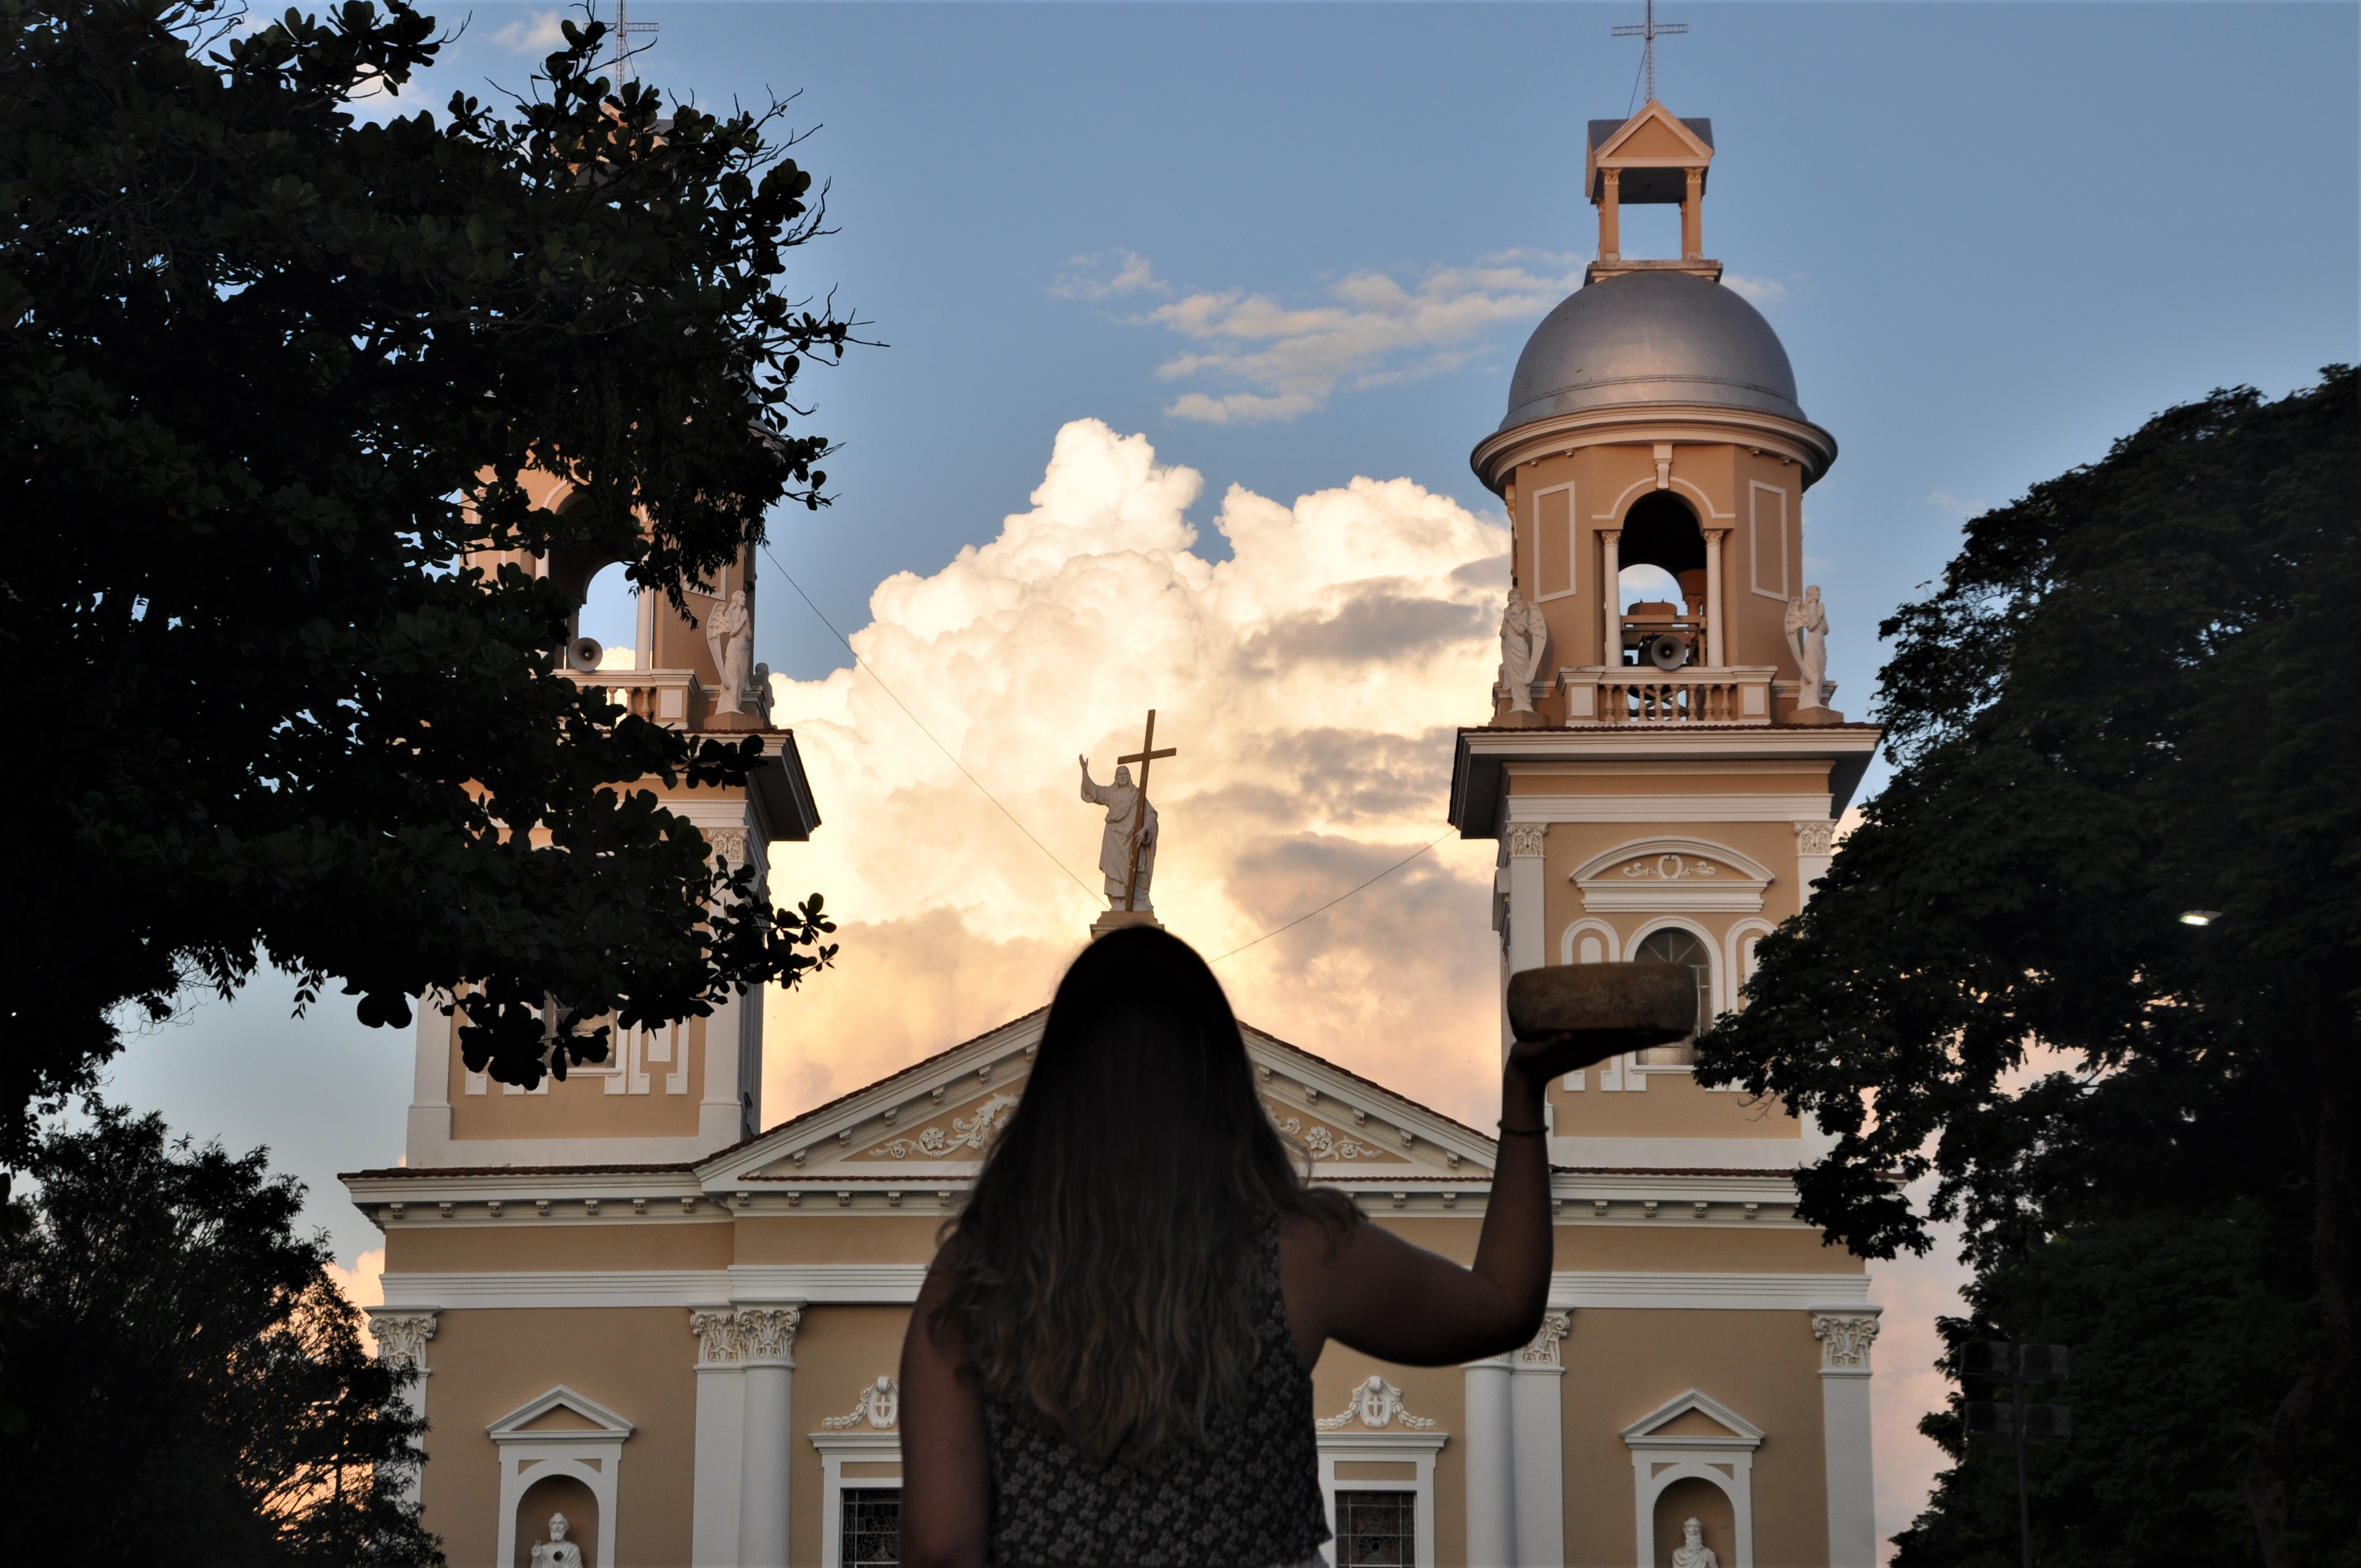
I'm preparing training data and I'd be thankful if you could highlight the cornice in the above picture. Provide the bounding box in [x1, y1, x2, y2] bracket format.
[1471, 401, 1839, 493]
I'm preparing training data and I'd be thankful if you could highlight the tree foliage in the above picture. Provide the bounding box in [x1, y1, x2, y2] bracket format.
[1892, 1206, 2348, 1568]
[1, 0, 847, 1146]
[1698, 368, 2358, 1561]
[0, 1105, 442, 1564]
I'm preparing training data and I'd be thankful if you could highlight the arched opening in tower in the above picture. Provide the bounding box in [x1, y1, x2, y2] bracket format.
[1616, 491, 1708, 625]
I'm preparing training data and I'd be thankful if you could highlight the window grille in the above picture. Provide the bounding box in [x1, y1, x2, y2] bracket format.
[841, 1488, 901, 1568]
[1335, 1490, 1416, 1567]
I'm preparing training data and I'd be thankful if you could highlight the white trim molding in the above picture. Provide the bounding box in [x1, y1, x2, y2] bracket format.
[811, 1387, 902, 1568]
[1572, 837, 1775, 914]
[489, 1385, 634, 1568]
[1552, 1271, 1868, 1311]
[1318, 1431, 1447, 1568]
[1622, 1390, 1762, 1568]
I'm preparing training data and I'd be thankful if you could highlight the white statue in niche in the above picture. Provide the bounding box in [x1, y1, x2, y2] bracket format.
[1498, 591, 1548, 713]
[1784, 585, 1829, 710]
[529, 1512, 585, 1568]
[1079, 758, 1157, 911]
[705, 586, 753, 714]
[1671, 1516, 1719, 1568]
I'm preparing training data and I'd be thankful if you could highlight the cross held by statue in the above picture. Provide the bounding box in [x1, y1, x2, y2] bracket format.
[1117, 710, 1177, 912]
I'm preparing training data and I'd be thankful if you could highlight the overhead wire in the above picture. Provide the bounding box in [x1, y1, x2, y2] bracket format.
[762, 546, 1105, 905]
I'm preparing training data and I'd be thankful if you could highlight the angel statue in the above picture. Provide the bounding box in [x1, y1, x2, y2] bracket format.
[1783, 585, 1828, 710]
[705, 587, 753, 714]
[1498, 591, 1549, 714]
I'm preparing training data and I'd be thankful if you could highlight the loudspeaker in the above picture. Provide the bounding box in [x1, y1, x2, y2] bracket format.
[1644, 633, 1690, 672]
[568, 636, 604, 672]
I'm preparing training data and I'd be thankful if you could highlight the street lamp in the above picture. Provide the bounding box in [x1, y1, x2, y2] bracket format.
[1961, 1340, 2071, 1568]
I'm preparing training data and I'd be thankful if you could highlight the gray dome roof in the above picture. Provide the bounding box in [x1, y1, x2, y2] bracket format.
[1500, 270, 1807, 431]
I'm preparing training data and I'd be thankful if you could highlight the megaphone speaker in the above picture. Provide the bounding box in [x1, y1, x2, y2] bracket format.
[568, 636, 605, 672]
[1645, 634, 1690, 673]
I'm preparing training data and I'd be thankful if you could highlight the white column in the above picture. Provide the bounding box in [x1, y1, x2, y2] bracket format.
[738, 1304, 804, 1568]
[1600, 529, 1622, 668]
[1463, 1356, 1517, 1568]
[701, 988, 749, 1147]
[1813, 1308, 1883, 1568]
[404, 992, 453, 1158]
[690, 1309, 748, 1568]
[1704, 527, 1729, 667]
[1509, 1313, 1569, 1568]
[366, 1308, 438, 1510]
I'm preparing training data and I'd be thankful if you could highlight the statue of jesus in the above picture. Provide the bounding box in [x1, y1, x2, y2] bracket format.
[1079, 756, 1158, 911]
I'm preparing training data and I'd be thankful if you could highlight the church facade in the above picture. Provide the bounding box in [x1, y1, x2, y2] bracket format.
[345, 97, 1884, 1568]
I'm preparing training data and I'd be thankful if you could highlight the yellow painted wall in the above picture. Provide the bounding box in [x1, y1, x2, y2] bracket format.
[790, 1305, 915, 1568]
[419, 1306, 700, 1568]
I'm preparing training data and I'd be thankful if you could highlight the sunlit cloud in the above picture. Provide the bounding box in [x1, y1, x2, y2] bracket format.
[762, 417, 1511, 1127]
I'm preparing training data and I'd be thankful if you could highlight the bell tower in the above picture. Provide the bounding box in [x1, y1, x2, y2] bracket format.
[401, 466, 824, 1169]
[1451, 98, 1878, 1156]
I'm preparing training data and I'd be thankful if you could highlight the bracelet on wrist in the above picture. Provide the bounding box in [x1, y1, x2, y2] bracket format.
[1496, 1121, 1547, 1137]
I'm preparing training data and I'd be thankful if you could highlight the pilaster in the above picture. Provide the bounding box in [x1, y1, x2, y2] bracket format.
[366, 1307, 438, 1509]
[1811, 1308, 1881, 1568]
[1510, 1312, 1571, 1568]
[1462, 1355, 1516, 1568]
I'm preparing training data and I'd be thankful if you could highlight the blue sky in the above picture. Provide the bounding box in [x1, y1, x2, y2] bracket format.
[96, 8, 2355, 1528]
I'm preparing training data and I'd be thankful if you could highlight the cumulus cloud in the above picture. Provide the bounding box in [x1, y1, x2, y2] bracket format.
[489, 9, 568, 53]
[763, 418, 1512, 1127]
[326, 1248, 386, 1348]
[1055, 252, 1580, 425]
[1049, 250, 1167, 301]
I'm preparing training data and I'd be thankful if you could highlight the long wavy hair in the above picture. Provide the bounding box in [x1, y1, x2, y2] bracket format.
[934, 926, 1357, 1465]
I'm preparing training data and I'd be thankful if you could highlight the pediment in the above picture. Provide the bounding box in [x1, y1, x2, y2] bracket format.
[1572, 836, 1773, 913]
[1594, 102, 1715, 165]
[488, 1385, 634, 1442]
[709, 1009, 1492, 1187]
[1621, 1389, 1763, 1450]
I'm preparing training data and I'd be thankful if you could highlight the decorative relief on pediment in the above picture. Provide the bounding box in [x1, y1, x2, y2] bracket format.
[1571, 837, 1774, 913]
[859, 1093, 1018, 1162]
[1264, 1102, 1407, 1163]
[1318, 1375, 1438, 1431]
[822, 1376, 900, 1430]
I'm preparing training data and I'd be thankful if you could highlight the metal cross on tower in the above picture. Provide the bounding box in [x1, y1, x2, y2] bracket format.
[1612, 0, 1688, 105]
[610, 0, 659, 84]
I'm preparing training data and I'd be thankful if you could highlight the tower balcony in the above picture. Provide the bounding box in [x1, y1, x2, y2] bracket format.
[1561, 665, 1778, 725]
[558, 665, 706, 729]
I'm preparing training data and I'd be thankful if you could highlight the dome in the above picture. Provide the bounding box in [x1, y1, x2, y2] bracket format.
[1499, 270, 1808, 432]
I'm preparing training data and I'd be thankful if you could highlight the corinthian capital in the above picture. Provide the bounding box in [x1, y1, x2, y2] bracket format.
[1506, 824, 1548, 859]
[1514, 1310, 1571, 1370]
[1811, 1309, 1881, 1374]
[368, 1308, 439, 1373]
[737, 1304, 805, 1367]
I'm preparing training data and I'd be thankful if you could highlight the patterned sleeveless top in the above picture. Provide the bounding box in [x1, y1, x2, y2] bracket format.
[981, 1226, 1331, 1568]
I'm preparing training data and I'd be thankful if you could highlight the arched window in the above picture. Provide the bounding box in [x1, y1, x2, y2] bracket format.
[1633, 926, 1711, 1066]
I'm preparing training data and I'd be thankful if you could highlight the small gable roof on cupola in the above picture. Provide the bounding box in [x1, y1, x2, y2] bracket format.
[1586, 101, 1715, 205]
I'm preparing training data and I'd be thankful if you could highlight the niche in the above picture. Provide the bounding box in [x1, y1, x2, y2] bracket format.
[513, 1471, 600, 1568]
[1652, 1474, 1737, 1568]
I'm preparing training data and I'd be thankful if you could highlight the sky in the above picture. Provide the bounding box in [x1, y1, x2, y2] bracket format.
[91, 2, 2358, 1558]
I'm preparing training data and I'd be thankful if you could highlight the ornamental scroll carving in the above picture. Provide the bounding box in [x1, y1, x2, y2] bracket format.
[1270, 1111, 1385, 1161]
[1514, 1310, 1571, 1370]
[1618, 854, 1721, 880]
[1317, 1375, 1438, 1431]
[705, 826, 752, 864]
[869, 1094, 1018, 1160]
[822, 1376, 900, 1430]
[1793, 820, 1835, 856]
[1811, 1311, 1880, 1373]
[1506, 825, 1548, 859]
[369, 1309, 438, 1371]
